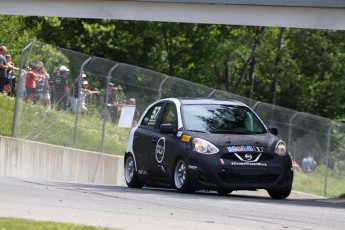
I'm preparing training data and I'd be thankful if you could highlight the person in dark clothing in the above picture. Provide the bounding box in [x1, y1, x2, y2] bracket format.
[5, 54, 18, 96]
[104, 83, 120, 124]
[0, 46, 13, 93]
[52, 65, 70, 111]
[70, 73, 87, 112]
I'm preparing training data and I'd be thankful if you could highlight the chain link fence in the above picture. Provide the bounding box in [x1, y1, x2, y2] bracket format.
[12, 41, 345, 197]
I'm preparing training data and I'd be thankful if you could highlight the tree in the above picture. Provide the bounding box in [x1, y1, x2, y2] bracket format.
[0, 15, 36, 65]
[7, 15, 345, 120]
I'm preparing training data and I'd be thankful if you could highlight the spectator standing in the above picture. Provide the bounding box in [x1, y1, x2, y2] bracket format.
[112, 86, 126, 122]
[52, 65, 70, 111]
[35, 62, 51, 110]
[71, 73, 87, 112]
[105, 83, 119, 124]
[301, 154, 317, 173]
[24, 64, 39, 102]
[0, 46, 13, 93]
[127, 98, 141, 126]
[78, 80, 93, 115]
[49, 70, 59, 104]
[5, 54, 18, 96]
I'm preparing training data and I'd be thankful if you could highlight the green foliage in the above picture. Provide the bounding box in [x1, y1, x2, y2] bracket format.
[14, 16, 345, 121]
[0, 15, 35, 64]
[2, 15, 344, 121]
[0, 217, 113, 230]
[0, 96, 15, 136]
[21, 42, 70, 74]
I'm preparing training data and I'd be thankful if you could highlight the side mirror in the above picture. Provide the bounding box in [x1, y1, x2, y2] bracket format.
[159, 123, 176, 134]
[268, 127, 278, 136]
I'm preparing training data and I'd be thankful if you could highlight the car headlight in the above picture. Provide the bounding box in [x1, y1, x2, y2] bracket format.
[275, 140, 287, 156]
[192, 138, 219, 154]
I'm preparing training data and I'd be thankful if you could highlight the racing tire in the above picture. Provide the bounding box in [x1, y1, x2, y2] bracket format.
[267, 184, 292, 199]
[173, 158, 194, 193]
[217, 189, 233, 196]
[124, 153, 144, 188]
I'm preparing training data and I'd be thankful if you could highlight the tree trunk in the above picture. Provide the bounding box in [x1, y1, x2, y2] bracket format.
[161, 23, 174, 76]
[270, 27, 285, 105]
[234, 58, 249, 94]
[224, 60, 232, 93]
[247, 27, 265, 99]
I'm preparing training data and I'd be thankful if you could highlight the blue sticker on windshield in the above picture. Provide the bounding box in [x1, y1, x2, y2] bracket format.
[228, 146, 255, 152]
[245, 146, 254, 151]
[228, 146, 237, 152]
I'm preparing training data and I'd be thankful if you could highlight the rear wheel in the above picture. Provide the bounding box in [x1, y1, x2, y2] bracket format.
[124, 154, 144, 188]
[174, 158, 194, 193]
[267, 184, 292, 199]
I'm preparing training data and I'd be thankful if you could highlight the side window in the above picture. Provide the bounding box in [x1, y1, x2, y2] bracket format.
[141, 104, 163, 128]
[161, 103, 177, 128]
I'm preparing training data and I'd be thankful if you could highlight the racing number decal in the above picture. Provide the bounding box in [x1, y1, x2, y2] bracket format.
[150, 106, 162, 120]
[155, 137, 165, 163]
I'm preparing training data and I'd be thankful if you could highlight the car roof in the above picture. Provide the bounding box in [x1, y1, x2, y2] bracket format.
[162, 97, 247, 107]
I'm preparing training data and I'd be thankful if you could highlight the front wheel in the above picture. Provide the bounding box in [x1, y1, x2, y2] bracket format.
[174, 158, 194, 193]
[124, 154, 144, 188]
[267, 184, 292, 199]
[217, 189, 233, 196]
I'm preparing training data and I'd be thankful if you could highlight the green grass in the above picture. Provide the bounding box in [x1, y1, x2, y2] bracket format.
[293, 165, 345, 198]
[8, 97, 130, 155]
[0, 95, 15, 136]
[0, 217, 116, 230]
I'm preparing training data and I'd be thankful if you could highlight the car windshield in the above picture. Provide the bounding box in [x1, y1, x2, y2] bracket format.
[181, 104, 267, 134]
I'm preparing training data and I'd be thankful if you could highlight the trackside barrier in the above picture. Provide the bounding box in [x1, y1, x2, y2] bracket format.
[0, 135, 126, 185]
[11, 41, 345, 197]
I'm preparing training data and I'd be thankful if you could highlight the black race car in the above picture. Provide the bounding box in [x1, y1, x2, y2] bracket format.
[124, 98, 293, 199]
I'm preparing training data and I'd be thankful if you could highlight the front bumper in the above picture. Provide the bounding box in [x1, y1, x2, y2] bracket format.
[186, 151, 293, 191]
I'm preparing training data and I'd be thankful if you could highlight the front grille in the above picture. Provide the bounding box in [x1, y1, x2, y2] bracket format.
[222, 152, 273, 161]
[218, 173, 279, 184]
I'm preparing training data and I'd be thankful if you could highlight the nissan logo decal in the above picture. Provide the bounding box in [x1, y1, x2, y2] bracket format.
[245, 153, 253, 161]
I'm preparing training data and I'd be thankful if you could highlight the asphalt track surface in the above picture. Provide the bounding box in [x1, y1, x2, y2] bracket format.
[0, 176, 344, 230]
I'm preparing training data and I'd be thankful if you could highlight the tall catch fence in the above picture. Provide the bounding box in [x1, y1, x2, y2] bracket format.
[12, 41, 345, 197]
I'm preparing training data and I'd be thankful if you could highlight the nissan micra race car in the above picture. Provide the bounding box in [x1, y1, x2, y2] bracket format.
[124, 98, 293, 199]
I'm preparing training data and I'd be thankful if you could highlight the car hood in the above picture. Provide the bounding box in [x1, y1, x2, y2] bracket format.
[188, 132, 279, 148]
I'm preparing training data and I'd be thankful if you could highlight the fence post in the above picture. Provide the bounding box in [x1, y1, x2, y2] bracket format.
[12, 42, 33, 137]
[323, 125, 334, 198]
[156, 75, 170, 100]
[73, 56, 92, 148]
[207, 89, 217, 98]
[100, 63, 120, 152]
[287, 112, 299, 154]
[251, 101, 260, 110]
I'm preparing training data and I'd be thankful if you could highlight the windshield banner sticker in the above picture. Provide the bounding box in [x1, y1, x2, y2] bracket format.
[227, 146, 263, 153]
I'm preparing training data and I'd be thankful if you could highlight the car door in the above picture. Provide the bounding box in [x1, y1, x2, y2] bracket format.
[133, 102, 165, 177]
[150, 102, 181, 180]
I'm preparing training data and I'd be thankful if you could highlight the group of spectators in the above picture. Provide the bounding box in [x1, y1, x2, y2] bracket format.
[21, 63, 121, 117]
[23, 61, 51, 109]
[1, 45, 133, 123]
[0, 46, 18, 96]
